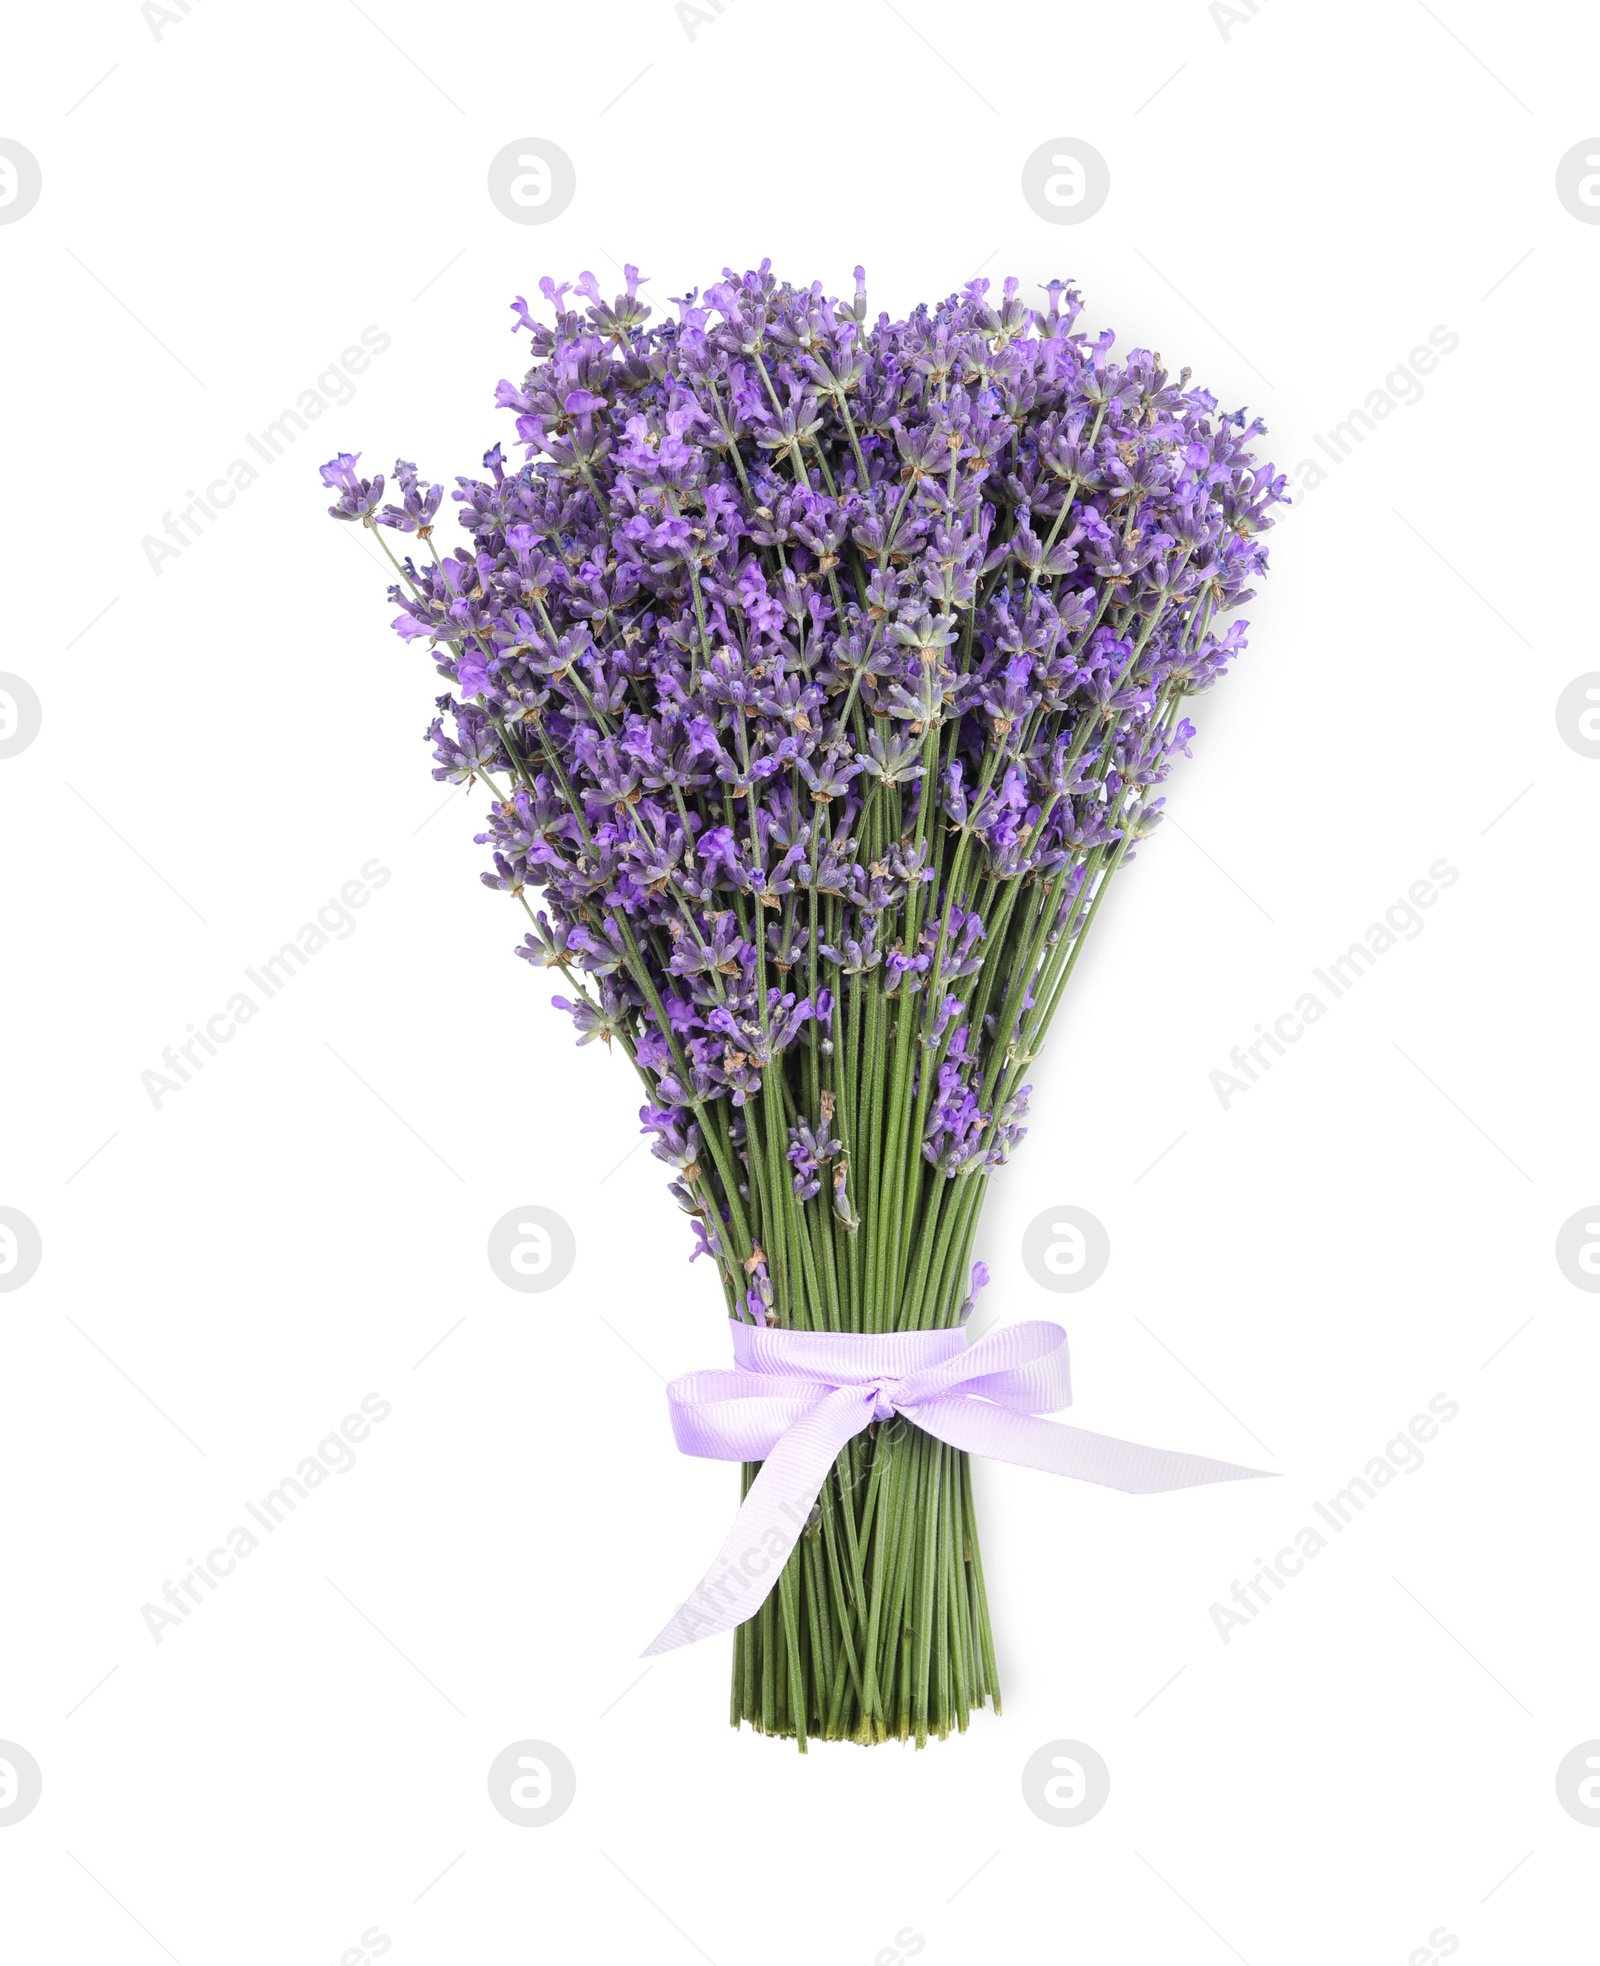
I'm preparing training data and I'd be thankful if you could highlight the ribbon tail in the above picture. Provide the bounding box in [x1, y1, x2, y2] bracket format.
[642, 1384, 874, 1656]
[910, 1396, 1274, 1493]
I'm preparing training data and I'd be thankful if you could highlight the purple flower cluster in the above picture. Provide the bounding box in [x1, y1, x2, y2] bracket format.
[324, 263, 1283, 1334]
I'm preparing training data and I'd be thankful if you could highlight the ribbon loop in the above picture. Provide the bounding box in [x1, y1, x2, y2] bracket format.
[643, 1319, 1271, 1657]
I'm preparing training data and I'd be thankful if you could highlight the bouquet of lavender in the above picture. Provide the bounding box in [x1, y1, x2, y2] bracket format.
[323, 263, 1283, 1749]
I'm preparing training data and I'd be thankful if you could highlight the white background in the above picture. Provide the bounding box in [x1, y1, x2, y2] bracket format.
[2, 1, 1597, 1960]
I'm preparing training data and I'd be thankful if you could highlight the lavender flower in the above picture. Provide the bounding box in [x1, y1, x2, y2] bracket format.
[323, 265, 1284, 1749]
[326, 262, 1282, 1335]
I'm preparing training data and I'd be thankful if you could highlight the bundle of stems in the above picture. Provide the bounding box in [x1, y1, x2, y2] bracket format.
[322, 261, 1282, 1747]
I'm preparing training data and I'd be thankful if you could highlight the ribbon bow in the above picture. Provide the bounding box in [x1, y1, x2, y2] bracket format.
[644, 1320, 1270, 1655]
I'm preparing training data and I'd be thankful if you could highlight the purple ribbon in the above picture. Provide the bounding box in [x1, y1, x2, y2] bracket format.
[644, 1320, 1271, 1655]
